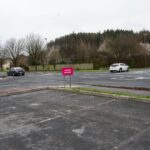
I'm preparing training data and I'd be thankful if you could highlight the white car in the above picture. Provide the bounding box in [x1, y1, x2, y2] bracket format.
[109, 63, 129, 72]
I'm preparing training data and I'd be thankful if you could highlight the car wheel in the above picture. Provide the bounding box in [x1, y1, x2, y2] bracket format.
[119, 68, 122, 72]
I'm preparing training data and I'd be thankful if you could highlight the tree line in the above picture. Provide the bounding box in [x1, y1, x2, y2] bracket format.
[48, 30, 150, 69]
[0, 30, 150, 71]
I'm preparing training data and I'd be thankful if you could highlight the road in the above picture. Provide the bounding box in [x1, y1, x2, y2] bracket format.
[0, 89, 150, 150]
[0, 69, 150, 91]
[74, 70, 150, 89]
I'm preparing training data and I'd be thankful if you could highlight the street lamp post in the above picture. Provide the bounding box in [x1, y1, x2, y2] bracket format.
[44, 38, 47, 50]
[144, 34, 148, 70]
[44, 38, 48, 65]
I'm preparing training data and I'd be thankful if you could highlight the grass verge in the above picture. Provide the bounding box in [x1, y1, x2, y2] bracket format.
[65, 87, 150, 102]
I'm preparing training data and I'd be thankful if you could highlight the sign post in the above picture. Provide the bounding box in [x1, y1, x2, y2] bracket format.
[62, 67, 74, 87]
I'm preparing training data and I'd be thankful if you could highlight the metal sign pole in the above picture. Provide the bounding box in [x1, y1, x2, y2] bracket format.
[69, 75, 71, 87]
[62, 67, 74, 88]
[64, 76, 65, 87]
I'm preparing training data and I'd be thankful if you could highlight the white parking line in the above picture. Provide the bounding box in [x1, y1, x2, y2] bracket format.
[111, 78, 134, 81]
[0, 115, 61, 139]
[39, 73, 53, 76]
[135, 77, 150, 80]
[111, 126, 150, 150]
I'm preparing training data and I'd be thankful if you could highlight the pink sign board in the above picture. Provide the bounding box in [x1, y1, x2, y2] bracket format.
[62, 67, 74, 76]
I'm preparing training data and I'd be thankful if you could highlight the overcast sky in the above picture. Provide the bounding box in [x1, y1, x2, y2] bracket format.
[0, 0, 150, 43]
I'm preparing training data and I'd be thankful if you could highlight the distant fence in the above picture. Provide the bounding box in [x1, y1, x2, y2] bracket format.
[29, 63, 93, 71]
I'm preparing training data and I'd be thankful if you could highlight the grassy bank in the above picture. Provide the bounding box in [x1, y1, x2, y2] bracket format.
[65, 87, 150, 101]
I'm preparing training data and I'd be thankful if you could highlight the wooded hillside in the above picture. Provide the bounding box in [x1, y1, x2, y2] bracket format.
[48, 30, 150, 69]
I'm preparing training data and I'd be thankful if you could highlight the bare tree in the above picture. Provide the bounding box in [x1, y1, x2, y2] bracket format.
[49, 48, 61, 70]
[5, 38, 24, 67]
[25, 34, 44, 70]
[38, 50, 49, 70]
[0, 45, 6, 70]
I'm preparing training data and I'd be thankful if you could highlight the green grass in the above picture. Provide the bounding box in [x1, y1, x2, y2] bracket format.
[66, 87, 150, 101]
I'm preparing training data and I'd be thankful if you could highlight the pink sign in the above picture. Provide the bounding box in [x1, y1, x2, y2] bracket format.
[62, 67, 74, 76]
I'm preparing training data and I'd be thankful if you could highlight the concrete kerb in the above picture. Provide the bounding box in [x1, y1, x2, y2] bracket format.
[0, 85, 80, 97]
[75, 82, 150, 91]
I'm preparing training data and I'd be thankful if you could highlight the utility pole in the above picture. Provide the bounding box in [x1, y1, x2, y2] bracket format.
[144, 34, 148, 70]
[44, 38, 48, 50]
[44, 38, 48, 64]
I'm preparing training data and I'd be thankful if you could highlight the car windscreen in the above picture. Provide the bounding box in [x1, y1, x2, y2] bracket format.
[16, 69, 23, 71]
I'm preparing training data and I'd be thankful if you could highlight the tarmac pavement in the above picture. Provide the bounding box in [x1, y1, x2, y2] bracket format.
[0, 70, 150, 150]
[0, 73, 150, 96]
[0, 90, 150, 150]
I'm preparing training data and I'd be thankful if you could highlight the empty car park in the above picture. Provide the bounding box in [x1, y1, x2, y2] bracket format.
[0, 90, 150, 150]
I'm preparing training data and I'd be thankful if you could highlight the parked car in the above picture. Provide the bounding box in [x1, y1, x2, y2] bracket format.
[7, 67, 25, 76]
[109, 63, 129, 72]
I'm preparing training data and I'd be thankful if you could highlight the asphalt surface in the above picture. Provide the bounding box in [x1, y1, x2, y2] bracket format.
[74, 69, 150, 89]
[0, 70, 150, 149]
[0, 69, 150, 97]
[0, 90, 150, 150]
[0, 69, 150, 90]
